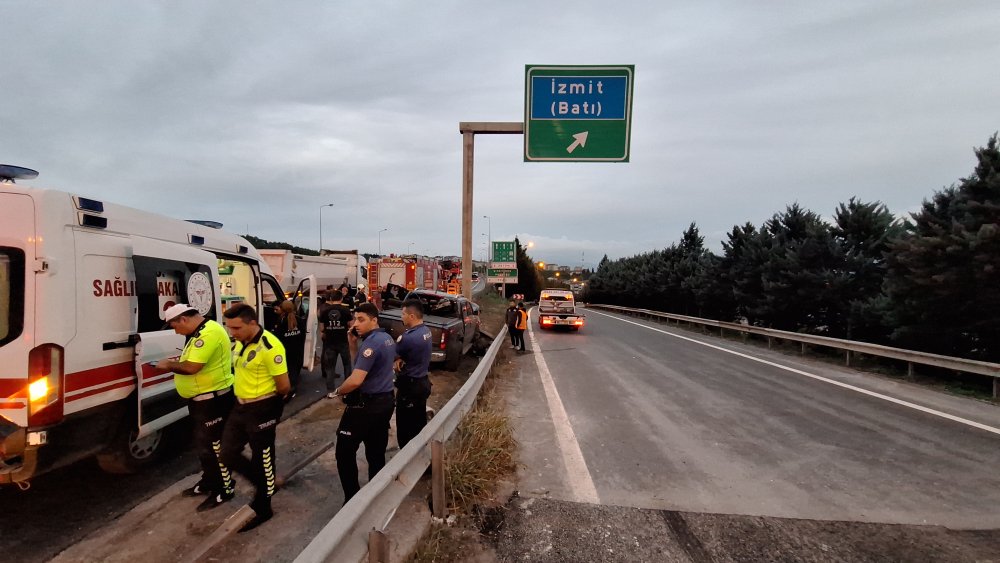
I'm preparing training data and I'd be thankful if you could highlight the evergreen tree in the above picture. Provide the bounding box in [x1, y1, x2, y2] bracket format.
[244, 235, 319, 256]
[508, 237, 546, 301]
[830, 198, 902, 340]
[883, 134, 1000, 360]
[757, 204, 842, 332]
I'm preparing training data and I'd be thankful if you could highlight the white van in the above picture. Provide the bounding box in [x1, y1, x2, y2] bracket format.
[0, 169, 318, 485]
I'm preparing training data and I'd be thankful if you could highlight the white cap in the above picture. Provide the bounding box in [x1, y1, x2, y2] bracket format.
[163, 303, 198, 323]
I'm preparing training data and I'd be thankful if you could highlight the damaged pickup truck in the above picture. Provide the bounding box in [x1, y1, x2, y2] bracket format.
[378, 289, 481, 371]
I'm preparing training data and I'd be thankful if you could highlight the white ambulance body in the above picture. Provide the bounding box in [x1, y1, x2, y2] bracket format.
[0, 180, 318, 485]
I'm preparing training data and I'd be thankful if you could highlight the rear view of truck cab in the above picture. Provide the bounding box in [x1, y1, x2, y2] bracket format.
[537, 288, 585, 330]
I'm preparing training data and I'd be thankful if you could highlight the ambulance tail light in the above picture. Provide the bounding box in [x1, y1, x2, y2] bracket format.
[574, 319, 584, 326]
[541, 317, 553, 325]
[440, 329, 450, 350]
[28, 344, 64, 427]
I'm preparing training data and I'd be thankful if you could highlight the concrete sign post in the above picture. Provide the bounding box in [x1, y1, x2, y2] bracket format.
[524, 65, 635, 162]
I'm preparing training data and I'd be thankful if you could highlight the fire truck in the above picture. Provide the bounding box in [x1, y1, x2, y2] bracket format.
[0, 166, 319, 486]
[367, 256, 444, 308]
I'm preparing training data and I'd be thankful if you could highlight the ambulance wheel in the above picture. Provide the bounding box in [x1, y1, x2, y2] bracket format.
[96, 422, 167, 474]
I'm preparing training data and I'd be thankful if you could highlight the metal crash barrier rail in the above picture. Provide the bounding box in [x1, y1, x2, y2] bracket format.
[294, 325, 509, 563]
[587, 304, 1000, 397]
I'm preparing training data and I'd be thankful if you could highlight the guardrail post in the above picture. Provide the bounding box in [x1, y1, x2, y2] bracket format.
[994, 378, 999, 400]
[845, 350, 851, 366]
[801, 342, 807, 356]
[369, 529, 389, 563]
[431, 440, 445, 518]
[741, 331, 748, 344]
[907, 362, 914, 380]
[767, 336, 772, 349]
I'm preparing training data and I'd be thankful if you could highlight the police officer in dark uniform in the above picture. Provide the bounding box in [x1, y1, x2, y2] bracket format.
[393, 298, 432, 449]
[330, 302, 395, 502]
[156, 303, 235, 512]
[221, 304, 291, 532]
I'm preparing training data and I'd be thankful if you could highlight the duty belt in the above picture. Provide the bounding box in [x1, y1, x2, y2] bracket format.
[191, 387, 232, 402]
[237, 392, 278, 405]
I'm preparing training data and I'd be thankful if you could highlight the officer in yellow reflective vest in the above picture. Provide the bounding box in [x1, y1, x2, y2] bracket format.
[221, 304, 291, 532]
[156, 303, 235, 512]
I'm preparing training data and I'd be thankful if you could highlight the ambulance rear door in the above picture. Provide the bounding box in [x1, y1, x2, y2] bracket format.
[293, 275, 318, 372]
[130, 236, 220, 437]
[0, 192, 35, 429]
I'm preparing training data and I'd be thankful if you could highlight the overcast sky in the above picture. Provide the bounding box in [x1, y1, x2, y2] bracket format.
[3, 1, 998, 268]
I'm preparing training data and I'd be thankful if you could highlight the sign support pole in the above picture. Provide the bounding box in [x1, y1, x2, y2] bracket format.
[459, 122, 523, 299]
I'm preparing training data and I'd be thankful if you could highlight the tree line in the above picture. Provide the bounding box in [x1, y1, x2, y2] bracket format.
[585, 134, 1000, 362]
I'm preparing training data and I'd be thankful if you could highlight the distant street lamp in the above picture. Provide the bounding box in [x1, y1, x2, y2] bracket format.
[377, 228, 388, 255]
[318, 203, 334, 254]
[483, 215, 492, 261]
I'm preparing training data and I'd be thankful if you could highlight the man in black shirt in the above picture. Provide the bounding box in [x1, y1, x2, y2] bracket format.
[321, 289, 354, 398]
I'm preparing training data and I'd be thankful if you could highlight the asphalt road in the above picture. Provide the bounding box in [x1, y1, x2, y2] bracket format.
[510, 307, 1000, 529]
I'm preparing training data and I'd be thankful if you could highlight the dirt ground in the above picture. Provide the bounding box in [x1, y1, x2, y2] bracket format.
[47, 291, 505, 563]
[47, 357, 478, 563]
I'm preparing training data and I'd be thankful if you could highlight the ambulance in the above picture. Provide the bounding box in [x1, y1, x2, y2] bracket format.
[0, 165, 318, 486]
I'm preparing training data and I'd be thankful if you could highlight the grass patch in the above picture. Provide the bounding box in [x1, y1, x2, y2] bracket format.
[405, 523, 483, 563]
[404, 351, 517, 562]
[474, 286, 512, 335]
[443, 382, 517, 514]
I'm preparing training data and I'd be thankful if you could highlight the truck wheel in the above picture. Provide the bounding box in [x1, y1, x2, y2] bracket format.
[96, 421, 167, 474]
[444, 342, 462, 371]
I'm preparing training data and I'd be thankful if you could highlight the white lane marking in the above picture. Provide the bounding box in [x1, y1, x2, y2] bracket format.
[527, 308, 601, 504]
[589, 309, 1000, 437]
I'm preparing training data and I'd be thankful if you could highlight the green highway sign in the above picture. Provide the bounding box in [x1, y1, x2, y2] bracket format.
[487, 267, 518, 284]
[492, 240, 516, 262]
[524, 65, 634, 162]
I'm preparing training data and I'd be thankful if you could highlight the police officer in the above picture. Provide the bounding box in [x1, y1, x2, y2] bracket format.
[221, 304, 291, 532]
[156, 303, 235, 512]
[330, 302, 395, 502]
[393, 298, 432, 450]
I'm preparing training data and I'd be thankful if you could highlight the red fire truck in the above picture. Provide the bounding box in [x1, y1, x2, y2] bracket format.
[367, 256, 443, 308]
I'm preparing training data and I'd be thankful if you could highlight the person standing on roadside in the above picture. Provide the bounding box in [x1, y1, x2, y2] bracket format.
[394, 298, 433, 449]
[505, 300, 519, 349]
[339, 283, 356, 311]
[274, 300, 305, 399]
[321, 289, 354, 398]
[221, 304, 291, 532]
[514, 302, 528, 352]
[156, 303, 235, 512]
[329, 302, 395, 502]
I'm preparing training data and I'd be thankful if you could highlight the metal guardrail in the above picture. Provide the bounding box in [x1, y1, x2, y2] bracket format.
[588, 304, 1000, 397]
[294, 325, 509, 563]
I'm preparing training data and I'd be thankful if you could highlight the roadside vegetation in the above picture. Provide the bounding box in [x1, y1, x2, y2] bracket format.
[585, 134, 1000, 394]
[406, 289, 518, 562]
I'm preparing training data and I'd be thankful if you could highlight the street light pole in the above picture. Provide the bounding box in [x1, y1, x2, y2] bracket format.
[318, 203, 334, 254]
[483, 215, 491, 262]
[407, 241, 414, 255]
[378, 228, 388, 255]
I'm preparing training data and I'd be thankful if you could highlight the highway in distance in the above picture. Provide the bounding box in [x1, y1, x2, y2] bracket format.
[512, 307, 1000, 529]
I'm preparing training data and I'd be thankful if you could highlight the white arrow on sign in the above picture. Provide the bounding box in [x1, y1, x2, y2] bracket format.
[566, 131, 589, 154]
